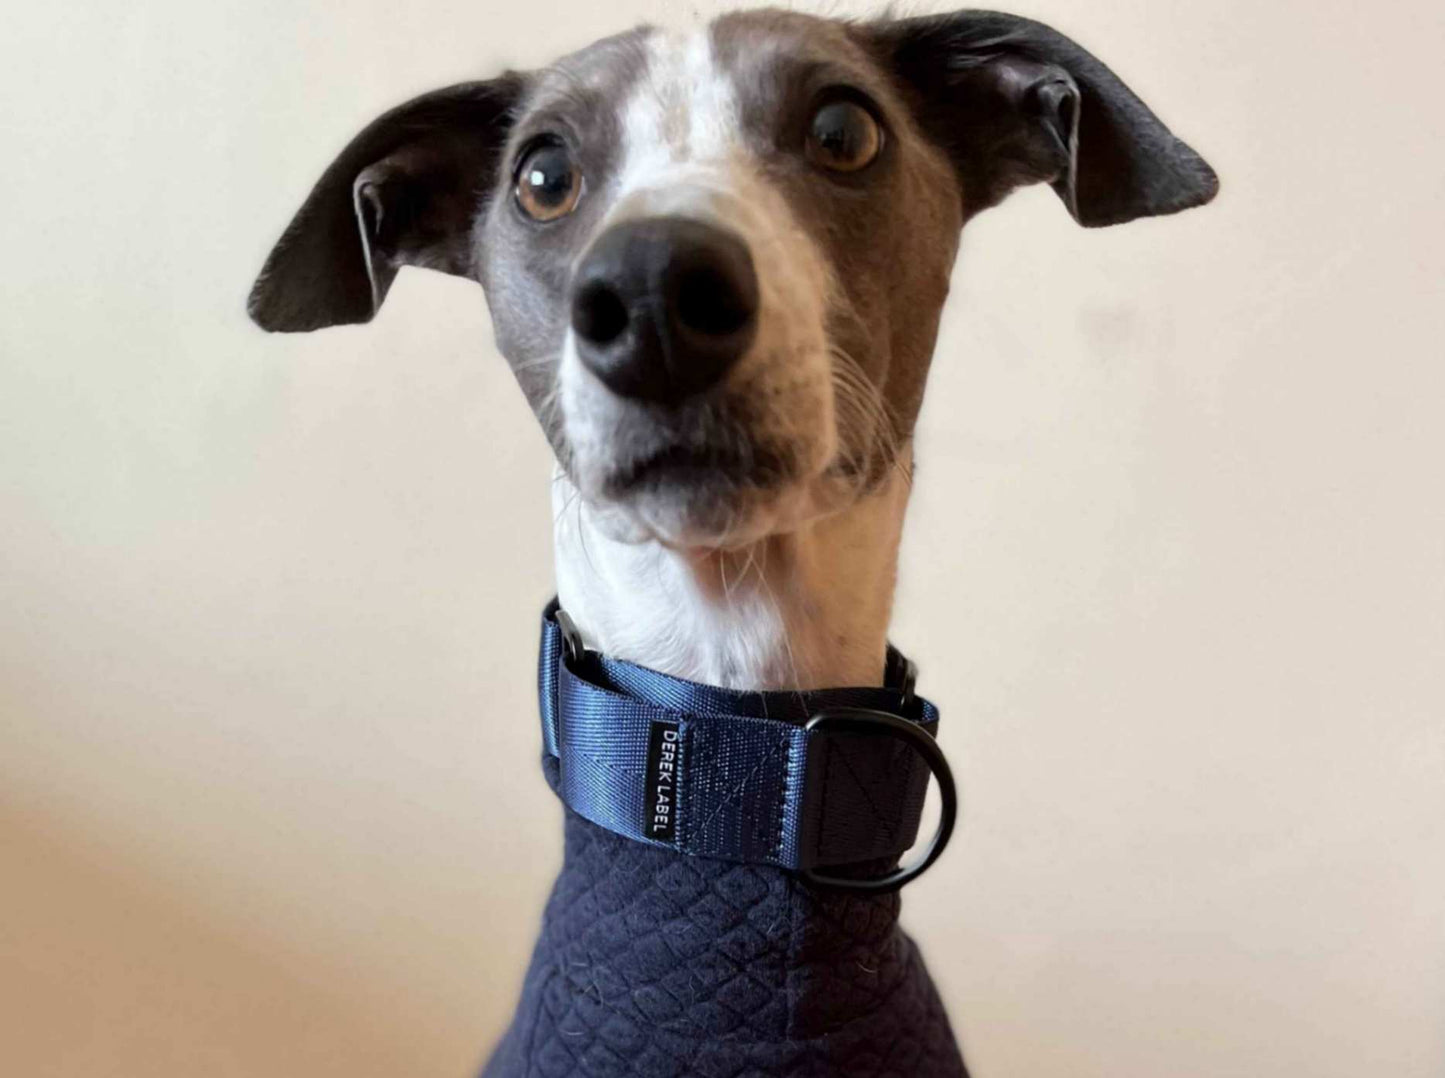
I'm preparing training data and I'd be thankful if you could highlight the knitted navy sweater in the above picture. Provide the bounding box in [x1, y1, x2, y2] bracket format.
[482, 758, 968, 1078]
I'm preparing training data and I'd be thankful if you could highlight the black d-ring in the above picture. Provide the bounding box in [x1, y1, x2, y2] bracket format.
[799, 708, 957, 895]
[554, 608, 586, 667]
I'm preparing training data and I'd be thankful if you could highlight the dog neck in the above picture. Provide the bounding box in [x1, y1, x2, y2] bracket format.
[552, 461, 912, 692]
[495, 456, 969, 1074]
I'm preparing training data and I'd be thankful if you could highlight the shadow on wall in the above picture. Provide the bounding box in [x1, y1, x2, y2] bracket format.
[0, 803, 496, 1078]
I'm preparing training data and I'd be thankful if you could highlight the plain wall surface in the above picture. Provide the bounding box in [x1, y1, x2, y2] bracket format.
[2, 1, 1442, 1075]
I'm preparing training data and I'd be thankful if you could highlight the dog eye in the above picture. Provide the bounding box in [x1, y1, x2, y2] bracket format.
[806, 100, 882, 173]
[515, 142, 582, 221]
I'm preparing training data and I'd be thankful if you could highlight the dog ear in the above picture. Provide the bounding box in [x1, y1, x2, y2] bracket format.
[869, 11, 1218, 226]
[247, 75, 525, 333]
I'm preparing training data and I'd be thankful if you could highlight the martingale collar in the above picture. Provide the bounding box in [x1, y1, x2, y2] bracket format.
[537, 601, 957, 893]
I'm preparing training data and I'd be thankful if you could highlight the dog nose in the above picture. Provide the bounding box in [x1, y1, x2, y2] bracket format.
[570, 217, 759, 404]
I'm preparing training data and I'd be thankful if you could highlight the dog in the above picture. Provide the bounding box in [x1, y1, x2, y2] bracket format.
[248, 8, 1217, 1075]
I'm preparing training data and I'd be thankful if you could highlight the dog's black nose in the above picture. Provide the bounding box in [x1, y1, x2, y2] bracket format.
[570, 217, 759, 405]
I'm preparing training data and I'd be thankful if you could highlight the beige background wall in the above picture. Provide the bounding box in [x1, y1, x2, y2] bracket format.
[3, 1, 1442, 1075]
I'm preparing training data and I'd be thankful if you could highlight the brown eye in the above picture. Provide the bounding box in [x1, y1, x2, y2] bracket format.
[806, 100, 883, 173]
[515, 142, 582, 221]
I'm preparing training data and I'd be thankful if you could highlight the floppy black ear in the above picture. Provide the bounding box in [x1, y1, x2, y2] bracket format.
[247, 75, 525, 333]
[871, 11, 1218, 226]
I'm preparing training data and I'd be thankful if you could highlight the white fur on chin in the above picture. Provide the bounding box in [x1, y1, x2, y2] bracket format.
[552, 464, 910, 692]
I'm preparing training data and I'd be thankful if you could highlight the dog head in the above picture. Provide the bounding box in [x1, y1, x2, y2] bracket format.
[249, 9, 1216, 550]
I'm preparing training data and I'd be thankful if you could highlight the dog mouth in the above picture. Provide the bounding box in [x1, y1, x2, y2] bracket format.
[601, 442, 794, 499]
[578, 435, 817, 550]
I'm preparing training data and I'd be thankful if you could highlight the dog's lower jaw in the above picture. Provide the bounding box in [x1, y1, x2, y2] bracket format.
[551, 456, 912, 691]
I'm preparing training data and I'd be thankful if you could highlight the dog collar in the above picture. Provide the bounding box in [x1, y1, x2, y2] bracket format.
[536, 601, 956, 893]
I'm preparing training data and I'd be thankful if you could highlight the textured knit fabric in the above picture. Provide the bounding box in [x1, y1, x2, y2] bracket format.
[481, 756, 969, 1078]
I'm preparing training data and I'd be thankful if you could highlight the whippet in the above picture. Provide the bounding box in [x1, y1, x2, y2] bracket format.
[248, 8, 1217, 1076]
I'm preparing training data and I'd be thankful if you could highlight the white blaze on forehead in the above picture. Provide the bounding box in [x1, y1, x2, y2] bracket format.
[614, 28, 743, 198]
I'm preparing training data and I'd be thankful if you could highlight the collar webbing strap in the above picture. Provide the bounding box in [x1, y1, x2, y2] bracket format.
[536, 601, 957, 892]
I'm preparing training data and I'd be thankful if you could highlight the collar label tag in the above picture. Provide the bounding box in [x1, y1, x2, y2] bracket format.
[644, 720, 681, 844]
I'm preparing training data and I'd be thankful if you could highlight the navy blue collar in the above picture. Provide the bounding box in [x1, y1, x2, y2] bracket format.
[537, 601, 956, 893]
